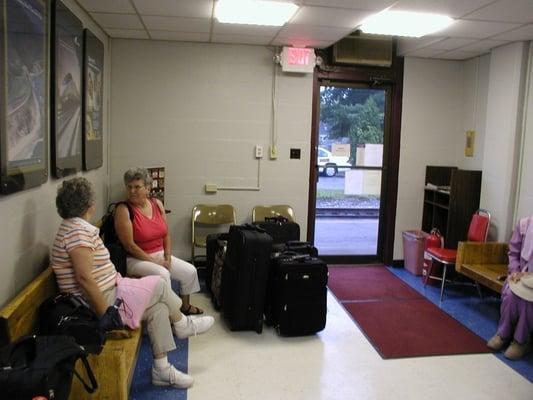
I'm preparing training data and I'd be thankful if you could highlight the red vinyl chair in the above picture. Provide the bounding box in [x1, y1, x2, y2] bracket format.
[425, 209, 491, 302]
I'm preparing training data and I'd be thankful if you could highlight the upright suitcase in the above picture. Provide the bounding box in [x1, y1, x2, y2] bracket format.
[205, 232, 229, 296]
[222, 224, 273, 333]
[253, 217, 300, 245]
[267, 254, 328, 336]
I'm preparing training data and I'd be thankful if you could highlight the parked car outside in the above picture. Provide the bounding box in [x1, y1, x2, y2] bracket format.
[317, 147, 351, 177]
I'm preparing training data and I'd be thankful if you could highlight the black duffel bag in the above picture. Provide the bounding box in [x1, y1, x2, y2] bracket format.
[39, 293, 106, 354]
[0, 334, 97, 400]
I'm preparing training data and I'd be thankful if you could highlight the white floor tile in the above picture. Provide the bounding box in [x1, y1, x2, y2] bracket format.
[188, 291, 532, 400]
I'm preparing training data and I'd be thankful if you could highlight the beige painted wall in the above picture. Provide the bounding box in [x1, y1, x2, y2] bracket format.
[108, 40, 312, 260]
[0, 0, 110, 307]
[394, 57, 465, 259]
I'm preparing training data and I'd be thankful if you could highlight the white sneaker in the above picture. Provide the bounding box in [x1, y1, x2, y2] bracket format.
[152, 365, 194, 389]
[173, 315, 215, 339]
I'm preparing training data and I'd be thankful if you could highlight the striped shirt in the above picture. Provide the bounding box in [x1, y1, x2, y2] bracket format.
[51, 217, 117, 295]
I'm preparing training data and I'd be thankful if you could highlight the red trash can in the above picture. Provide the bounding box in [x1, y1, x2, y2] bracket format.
[402, 230, 428, 276]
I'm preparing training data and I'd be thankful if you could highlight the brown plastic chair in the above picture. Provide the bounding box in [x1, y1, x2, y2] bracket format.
[252, 205, 295, 223]
[191, 204, 236, 265]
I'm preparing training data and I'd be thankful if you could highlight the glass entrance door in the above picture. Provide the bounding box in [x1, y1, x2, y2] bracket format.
[313, 84, 388, 259]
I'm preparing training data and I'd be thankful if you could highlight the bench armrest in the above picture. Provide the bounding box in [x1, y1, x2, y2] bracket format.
[456, 242, 508, 273]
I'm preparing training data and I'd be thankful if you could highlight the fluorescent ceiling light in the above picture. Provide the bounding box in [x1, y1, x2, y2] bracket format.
[360, 10, 454, 37]
[216, 0, 298, 26]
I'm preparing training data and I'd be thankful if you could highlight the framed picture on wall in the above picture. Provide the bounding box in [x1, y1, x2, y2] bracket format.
[82, 29, 104, 170]
[51, 0, 83, 178]
[0, 0, 49, 194]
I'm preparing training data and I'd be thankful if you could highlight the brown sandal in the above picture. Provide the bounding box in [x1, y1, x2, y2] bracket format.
[181, 304, 204, 315]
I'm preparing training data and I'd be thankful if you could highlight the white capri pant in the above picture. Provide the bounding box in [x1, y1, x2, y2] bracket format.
[127, 250, 200, 295]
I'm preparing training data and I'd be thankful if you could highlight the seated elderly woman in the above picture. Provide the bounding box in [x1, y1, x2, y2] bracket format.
[114, 167, 203, 315]
[487, 215, 533, 360]
[51, 177, 214, 388]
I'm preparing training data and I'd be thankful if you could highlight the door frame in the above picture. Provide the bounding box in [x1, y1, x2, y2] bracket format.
[307, 59, 404, 265]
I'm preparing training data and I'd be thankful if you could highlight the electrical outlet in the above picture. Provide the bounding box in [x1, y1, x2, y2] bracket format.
[205, 184, 218, 193]
[255, 145, 263, 159]
[269, 145, 278, 160]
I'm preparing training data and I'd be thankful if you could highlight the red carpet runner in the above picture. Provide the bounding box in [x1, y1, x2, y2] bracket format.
[328, 266, 492, 359]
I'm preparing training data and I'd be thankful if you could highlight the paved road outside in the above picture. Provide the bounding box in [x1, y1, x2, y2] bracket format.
[315, 217, 378, 255]
[317, 174, 345, 191]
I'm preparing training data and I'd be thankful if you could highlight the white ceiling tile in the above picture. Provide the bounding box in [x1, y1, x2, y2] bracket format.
[459, 39, 510, 52]
[492, 24, 533, 41]
[143, 16, 210, 33]
[133, 0, 214, 18]
[149, 31, 210, 42]
[211, 34, 273, 46]
[91, 13, 144, 30]
[304, 1, 395, 11]
[291, 6, 371, 28]
[105, 29, 149, 39]
[213, 22, 281, 36]
[402, 47, 446, 58]
[77, 0, 135, 13]
[438, 49, 484, 60]
[397, 36, 447, 53]
[391, 0, 496, 18]
[463, 0, 533, 24]
[427, 37, 478, 50]
[436, 19, 522, 38]
[278, 24, 351, 41]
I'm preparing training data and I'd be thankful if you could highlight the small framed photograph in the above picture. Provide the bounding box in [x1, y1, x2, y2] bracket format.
[0, 0, 49, 194]
[51, 0, 83, 178]
[82, 28, 104, 170]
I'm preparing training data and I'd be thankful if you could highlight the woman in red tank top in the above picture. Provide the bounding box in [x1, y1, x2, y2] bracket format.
[115, 167, 203, 315]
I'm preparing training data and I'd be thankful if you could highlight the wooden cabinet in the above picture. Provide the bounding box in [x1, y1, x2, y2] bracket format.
[422, 166, 482, 249]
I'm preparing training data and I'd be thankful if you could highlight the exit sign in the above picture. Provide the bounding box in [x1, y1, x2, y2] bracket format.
[280, 47, 316, 73]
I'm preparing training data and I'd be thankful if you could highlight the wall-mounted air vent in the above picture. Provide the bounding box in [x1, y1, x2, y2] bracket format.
[332, 33, 393, 67]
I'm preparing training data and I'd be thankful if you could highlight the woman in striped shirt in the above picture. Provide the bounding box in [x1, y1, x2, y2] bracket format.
[51, 177, 214, 389]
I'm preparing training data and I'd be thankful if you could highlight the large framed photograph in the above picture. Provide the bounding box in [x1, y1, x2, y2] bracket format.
[51, 0, 82, 178]
[0, 0, 48, 194]
[82, 29, 103, 170]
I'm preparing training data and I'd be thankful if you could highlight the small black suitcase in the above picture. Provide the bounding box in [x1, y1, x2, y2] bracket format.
[253, 219, 300, 245]
[267, 254, 328, 336]
[222, 224, 272, 333]
[275, 241, 318, 257]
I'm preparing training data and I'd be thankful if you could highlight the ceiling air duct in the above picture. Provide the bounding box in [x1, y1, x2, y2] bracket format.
[332, 31, 393, 67]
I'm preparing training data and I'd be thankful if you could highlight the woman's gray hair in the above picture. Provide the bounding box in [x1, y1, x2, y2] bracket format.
[123, 167, 152, 187]
[56, 177, 95, 219]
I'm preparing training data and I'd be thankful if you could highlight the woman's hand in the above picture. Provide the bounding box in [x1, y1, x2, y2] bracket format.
[509, 271, 525, 283]
[151, 254, 171, 269]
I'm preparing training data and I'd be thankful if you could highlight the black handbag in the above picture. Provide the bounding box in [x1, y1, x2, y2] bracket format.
[0, 335, 97, 400]
[39, 294, 106, 354]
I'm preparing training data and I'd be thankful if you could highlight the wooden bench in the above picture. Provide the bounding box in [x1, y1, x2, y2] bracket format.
[0, 267, 142, 400]
[456, 242, 509, 294]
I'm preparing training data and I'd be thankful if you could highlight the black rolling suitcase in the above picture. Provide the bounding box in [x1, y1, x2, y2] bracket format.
[222, 224, 272, 333]
[253, 216, 300, 245]
[267, 254, 328, 336]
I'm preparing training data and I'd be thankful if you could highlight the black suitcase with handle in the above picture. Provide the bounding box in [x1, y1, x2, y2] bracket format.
[253, 216, 300, 245]
[222, 224, 272, 333]
[267, 254, 328, 336]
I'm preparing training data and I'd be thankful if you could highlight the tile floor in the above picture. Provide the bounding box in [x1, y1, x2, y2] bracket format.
[186, 287, 532, 400]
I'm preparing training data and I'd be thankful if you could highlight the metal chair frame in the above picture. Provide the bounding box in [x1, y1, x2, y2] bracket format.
[191, 204, 236, 265]
[251, 205, 295, 223]
[425, 209, 491, 302]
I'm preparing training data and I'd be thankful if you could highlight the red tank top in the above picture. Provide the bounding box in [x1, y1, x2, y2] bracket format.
[129, 198, 167, 254]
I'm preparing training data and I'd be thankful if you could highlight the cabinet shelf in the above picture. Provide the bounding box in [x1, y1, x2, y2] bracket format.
[421, 166, 481, 249]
